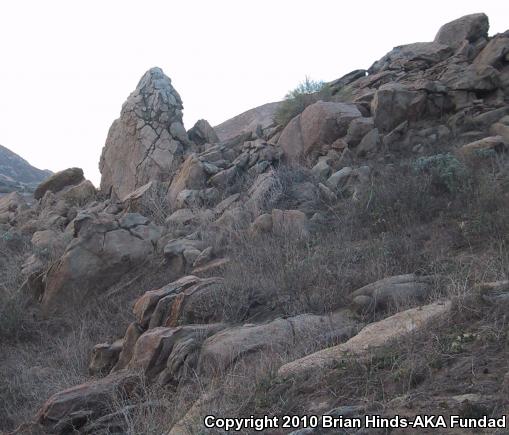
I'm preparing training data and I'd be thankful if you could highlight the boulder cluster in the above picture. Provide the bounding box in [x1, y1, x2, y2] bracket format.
[3, 13, 509, 434]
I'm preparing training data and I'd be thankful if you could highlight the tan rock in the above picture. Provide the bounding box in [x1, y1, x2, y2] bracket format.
[133, 275, 201, 328]
[89, 339, 123, 376]
[271, 209, 309, 237]
[457, 135, 507, 157]
[99, 68, 190, 200]
[199, 310, 359, 376]
[60, 180, 96, 206]
[278, 101, 361, 159]
[128, 324, 224, 381]
[166, 154, 207, 205]
[474, 34, 509, 67]
[278, 301, 451, 378]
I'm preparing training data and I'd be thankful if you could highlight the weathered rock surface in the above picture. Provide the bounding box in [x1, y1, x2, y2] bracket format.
[278, 101, 361, 159]
[278, 301, 451, 378]
[34, 168, 84, 200]
[99, 67, 191, 200]
[434, 13, 489, 49]
[372, 83, 426, 132]
[36, 370, 138, 434]
[214, 101, 281, 141]
[368, 42, 452, 74]
[198, 310, 360, 375]
[132, 275, 223, 329]
[41, 212, 162, 314]
[187, 119, 219, 145]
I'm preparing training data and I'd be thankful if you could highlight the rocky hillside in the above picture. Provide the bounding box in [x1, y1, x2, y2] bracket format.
[1, 12, 509, 435]
[0, 144, 51, 194]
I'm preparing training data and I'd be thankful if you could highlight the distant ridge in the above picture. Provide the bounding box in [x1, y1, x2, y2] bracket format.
[0, 144, 52, 193]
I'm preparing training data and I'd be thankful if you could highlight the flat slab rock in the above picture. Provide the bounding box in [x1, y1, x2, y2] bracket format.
[278, 300, 451, 378]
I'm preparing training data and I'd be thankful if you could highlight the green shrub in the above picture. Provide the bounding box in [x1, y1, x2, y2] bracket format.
[413, 153, 467, 193]
[274, 77, 330, 127]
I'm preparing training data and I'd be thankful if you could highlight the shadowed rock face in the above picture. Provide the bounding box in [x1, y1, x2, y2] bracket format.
[34, 168, 84, 200]
[99, 67, 192, 201]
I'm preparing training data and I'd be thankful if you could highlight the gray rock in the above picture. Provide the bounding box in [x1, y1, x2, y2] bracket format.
[34, 168, 84, 200]
[99, 67, 190, 200]
[435, 13, 489, 49]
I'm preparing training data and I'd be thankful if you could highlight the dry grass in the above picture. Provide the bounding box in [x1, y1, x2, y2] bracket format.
[0, 252, 178, 432]
[3, 153, 509, 433]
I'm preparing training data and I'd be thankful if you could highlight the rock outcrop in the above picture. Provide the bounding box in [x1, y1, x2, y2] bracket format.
[99, 67, 192, 201]
[8, 11, 509, 435]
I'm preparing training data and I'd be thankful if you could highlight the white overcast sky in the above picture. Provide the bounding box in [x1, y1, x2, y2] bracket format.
[0, 1, 507, 185]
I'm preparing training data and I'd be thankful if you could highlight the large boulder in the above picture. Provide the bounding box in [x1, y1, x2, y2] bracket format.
[166, 154, 208, 205]
[278, 101, 361, 159]
[41, 212, 162, 314]
[434, 13, 489, 49]
[198, 310, 360, 376]
[371, 83, 427, 133]
[278, 301, 452, 378]
[127, 323, 224, 382]
[132, 275, 223, 329]
[34, 168, 84, 200]
[99, 67, 191, 200]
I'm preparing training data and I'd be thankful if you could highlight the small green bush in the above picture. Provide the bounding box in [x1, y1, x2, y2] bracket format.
[413, 153, 467, 193]
[274, 77, 330, 127]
